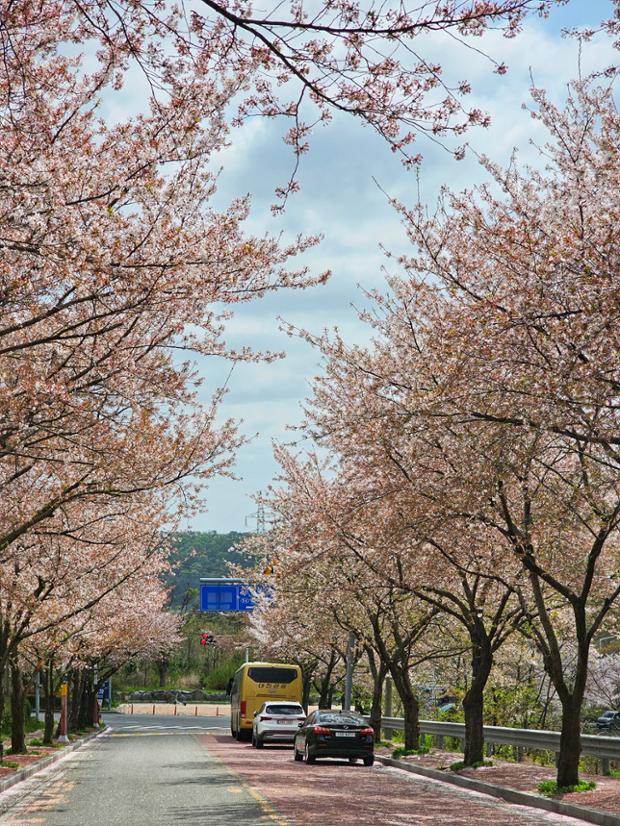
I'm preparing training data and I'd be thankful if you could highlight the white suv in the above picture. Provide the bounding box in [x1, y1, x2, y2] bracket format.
[251, 701, 306, 748]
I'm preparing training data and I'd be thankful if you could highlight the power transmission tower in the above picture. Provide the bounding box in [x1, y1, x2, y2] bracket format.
[245, 493, 266, 533]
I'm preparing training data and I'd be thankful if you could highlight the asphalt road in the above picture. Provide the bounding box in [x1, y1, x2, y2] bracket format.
[0, 714, 277, 826]
[0, 713, 595, 826]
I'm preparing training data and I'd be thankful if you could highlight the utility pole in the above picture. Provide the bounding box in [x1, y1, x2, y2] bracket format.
[383, 677, 394, 741]
[34, 671, 41, 722]
[343, 631, 355, 711]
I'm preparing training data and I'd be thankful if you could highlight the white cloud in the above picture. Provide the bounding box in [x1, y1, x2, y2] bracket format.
[167, 7, 620, 531]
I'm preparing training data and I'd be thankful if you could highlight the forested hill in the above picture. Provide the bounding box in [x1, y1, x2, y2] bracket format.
[166, 531, 254, 607]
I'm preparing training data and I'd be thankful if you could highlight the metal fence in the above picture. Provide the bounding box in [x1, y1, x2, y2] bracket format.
[380, 717, 620, 773]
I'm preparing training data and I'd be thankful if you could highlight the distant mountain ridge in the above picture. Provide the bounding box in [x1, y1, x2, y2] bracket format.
[167, 530, 254, 607]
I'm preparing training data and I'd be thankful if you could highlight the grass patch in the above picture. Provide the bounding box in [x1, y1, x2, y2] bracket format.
[450, 760, 493, 771]
[538, 779, 597, 796]
[28, 738, 44, 747]
[0, 761, 19, 769]
[392, 745, 430, 759]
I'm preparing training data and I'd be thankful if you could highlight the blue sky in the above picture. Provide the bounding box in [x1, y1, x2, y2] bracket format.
[179, 0, 618, 533]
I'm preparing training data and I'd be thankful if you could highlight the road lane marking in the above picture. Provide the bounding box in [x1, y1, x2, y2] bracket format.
[246, 785, 290, 826]
[198, 739, 289, 825]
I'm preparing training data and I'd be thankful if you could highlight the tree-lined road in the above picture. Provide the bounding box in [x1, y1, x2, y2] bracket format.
[0, 714, 591, 826]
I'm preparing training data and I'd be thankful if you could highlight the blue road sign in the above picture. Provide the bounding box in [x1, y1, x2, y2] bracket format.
[199, 579, 256, 612]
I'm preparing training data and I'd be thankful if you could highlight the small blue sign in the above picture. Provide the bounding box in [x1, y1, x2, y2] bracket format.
[97, 680, 111, 702]
[200, 581, 256, 612]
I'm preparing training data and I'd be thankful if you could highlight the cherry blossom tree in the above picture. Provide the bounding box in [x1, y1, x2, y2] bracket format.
[0, 0, 323, 749]
[9, 1, 568, 210]
[289, 77, 620, 787]
[586, 649, 620, 710]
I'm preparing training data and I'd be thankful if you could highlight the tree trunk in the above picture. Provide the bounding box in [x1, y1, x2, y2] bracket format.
[43, 661, 55, 745]
[462, 685, 485, 766]
[157, 658, 169, 689]
[316, 674, 331, 708]
[390, 668, 419, 750]
[401, 688, 420, 750]
[462, 634, 492, 766]
[366, 649, 387, 738]
[556, 697, 582, 788]
[301, 669, 312, 713]
[78, 672, 94, 729]
[68, 670, 82, 732]
[10, 658, 26, 754]
[0, 624, 13, 762]
[0, 660, 5, 762]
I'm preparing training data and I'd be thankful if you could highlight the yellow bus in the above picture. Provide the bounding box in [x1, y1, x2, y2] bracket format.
[229, 661, 303, 740]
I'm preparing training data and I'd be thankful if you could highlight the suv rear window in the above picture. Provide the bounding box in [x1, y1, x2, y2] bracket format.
[266, 704, 304, 715]
[248, 667, 298, 683]
[317, 713, 366, 725]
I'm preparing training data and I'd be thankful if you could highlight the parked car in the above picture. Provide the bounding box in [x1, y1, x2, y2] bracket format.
[294, 710, 374, 766]
[596, 710, 620, 731]
[252, 701, 306, 748]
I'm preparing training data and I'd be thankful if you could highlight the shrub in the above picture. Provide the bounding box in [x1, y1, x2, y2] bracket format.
[538, 780, 596, 795]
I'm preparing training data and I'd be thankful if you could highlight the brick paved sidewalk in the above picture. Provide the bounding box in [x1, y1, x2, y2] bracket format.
[375, 744, 620, 818]
[0, 728, 100, 789]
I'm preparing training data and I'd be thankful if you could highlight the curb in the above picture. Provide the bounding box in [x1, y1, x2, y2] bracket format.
[0, 728, 108, 795]
[376, 756, 620, 826]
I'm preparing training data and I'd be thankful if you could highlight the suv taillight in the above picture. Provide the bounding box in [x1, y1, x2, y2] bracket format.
[259, 716, 273, 721]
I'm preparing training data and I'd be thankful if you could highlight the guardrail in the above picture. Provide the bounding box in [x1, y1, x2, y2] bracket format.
[379, 717, 620, 773]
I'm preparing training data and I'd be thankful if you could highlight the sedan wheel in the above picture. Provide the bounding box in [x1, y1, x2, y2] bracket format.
[294, 744, 304, 762]
[304, 743, 316, 764]
[363, 755, 374, 767]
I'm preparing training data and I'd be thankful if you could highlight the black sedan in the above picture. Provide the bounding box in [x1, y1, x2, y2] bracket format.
[294, 710, 374, 766]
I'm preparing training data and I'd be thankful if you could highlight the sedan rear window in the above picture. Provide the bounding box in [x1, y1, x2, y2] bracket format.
[317, 713, 366, 725]
[266, 705, 304, 715]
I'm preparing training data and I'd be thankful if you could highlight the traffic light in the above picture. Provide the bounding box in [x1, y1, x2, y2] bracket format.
[200, 632, 215, 646]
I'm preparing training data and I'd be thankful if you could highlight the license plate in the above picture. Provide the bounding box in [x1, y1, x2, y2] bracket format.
[335, 732, 356, 737]
[276, 720, 290, 725]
